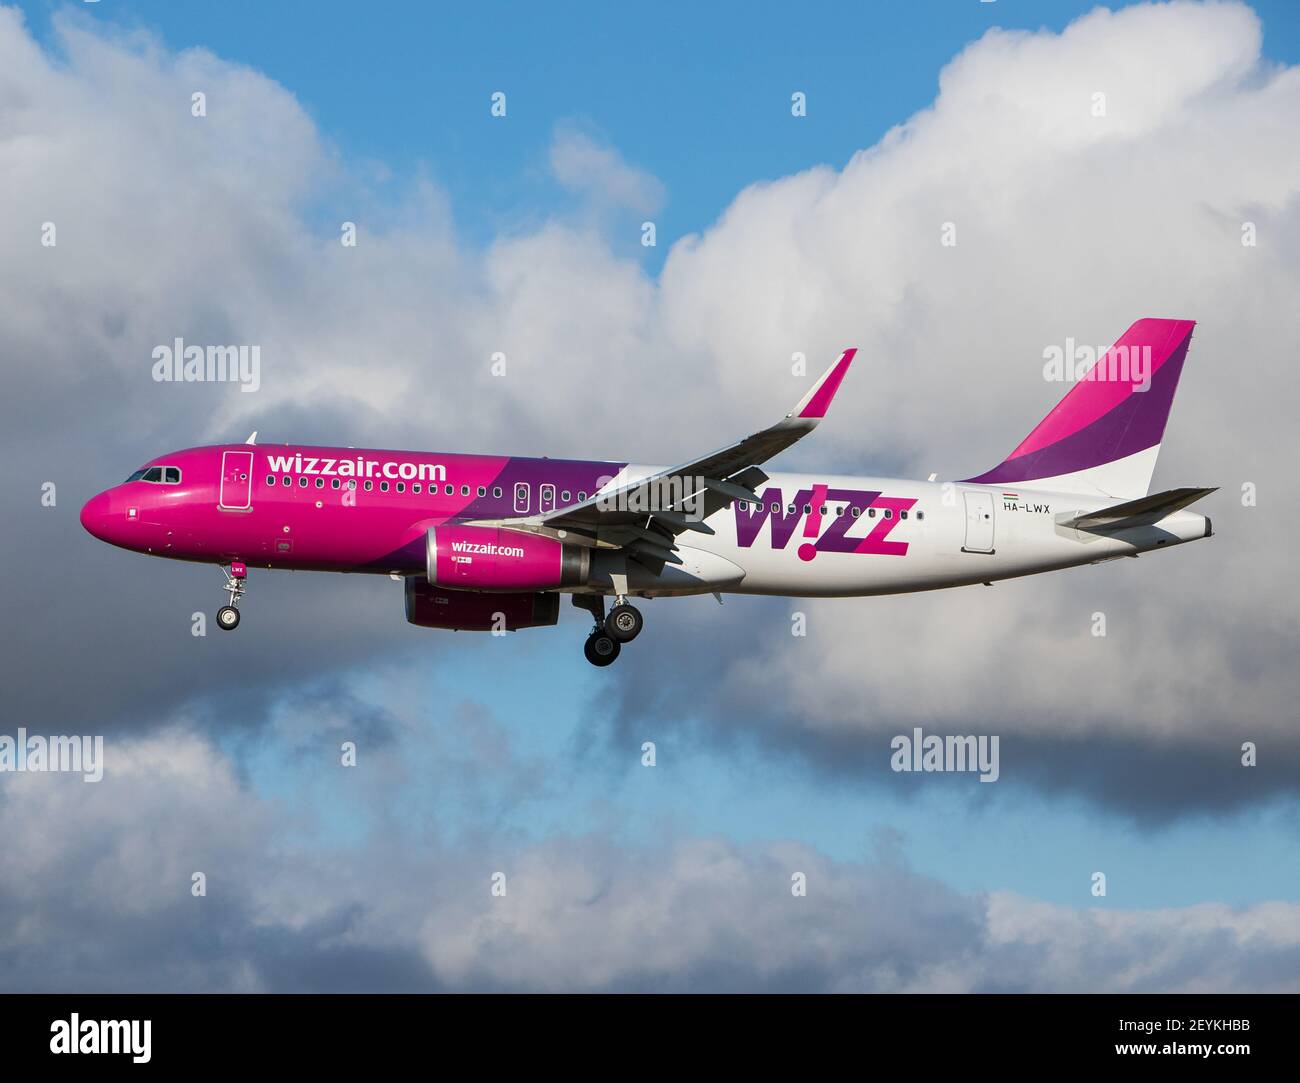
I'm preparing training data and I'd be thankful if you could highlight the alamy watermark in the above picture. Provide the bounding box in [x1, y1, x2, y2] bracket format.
[890, 727, 999, 782]
[151, 338, 260, 392]
[1042, 338, 1151, 392]
[594, 475, 707, 519]
[50, 1014, 150, 1063]
[0, 728, 103, 782]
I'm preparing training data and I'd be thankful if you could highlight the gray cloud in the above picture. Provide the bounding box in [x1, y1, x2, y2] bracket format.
[1, 725, 1296, 992]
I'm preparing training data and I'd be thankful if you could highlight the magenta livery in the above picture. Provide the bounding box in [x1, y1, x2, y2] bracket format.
[82, 317, 1214, 666]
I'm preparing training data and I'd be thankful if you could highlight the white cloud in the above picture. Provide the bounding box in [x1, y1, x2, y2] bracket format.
[549, 125, 665, 213]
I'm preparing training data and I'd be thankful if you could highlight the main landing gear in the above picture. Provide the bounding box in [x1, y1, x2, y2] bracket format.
[216, 561, 247, 631]
[574, 594, 644, 667]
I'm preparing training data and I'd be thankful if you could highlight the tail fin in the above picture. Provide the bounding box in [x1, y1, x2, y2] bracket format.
[962, 318, 1195, 498]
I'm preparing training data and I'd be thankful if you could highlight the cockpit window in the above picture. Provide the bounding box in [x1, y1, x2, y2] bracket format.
[125, 466, 181, 484]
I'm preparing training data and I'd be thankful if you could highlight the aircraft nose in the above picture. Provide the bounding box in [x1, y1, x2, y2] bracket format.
[79, 488, 122, 540]
[80, 490, 116, 542]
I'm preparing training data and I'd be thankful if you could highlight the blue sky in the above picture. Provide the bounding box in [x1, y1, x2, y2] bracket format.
[5, 0, 1299, 990]
[227, 622, 1300, 911]
[24, 0, 1300, 259]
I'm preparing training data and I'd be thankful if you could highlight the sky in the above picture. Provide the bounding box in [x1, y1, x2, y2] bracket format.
[2, 0, 1299, 991]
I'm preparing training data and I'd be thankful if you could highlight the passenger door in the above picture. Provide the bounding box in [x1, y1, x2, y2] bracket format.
[962, 491, 994, 553]
[218, 451, 254, 511]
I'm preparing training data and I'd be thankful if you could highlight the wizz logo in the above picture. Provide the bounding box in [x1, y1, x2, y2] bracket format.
[735, 486, 917, 560]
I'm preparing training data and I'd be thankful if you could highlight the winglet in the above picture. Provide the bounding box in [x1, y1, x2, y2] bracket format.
[245, 431, 258, 445]
[788, 349, 857, 421]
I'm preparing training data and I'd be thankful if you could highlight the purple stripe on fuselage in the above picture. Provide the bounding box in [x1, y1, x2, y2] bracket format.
[454, 457, 626, 521]
[962, 334, 1189, 486]
[359, 456, 628, 570]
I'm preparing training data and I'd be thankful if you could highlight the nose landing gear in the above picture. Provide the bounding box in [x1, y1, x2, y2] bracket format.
[216, 561, 247, 631]
[573, 594, 644, 666]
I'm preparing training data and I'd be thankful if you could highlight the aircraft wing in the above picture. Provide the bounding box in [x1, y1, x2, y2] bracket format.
[489, 348, 857, 566]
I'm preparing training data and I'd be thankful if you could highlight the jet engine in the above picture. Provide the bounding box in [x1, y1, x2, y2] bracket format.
[426, 525, 589, 592]
[404, 577, 559, 631]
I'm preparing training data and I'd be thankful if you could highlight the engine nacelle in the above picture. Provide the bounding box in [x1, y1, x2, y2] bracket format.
[426, 525, 589, 592]
[404, 577, 559, 631]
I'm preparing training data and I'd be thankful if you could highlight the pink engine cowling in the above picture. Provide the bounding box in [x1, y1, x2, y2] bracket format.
[426, 525, 589, 592]
[404, 578, 560, 631]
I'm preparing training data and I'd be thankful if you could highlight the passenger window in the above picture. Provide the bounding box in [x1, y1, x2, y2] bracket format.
[900, 510, 908, 519]
[282, 476, 291, 486]
[917, 511, 924, 521]
[348, 480, 356, 490]
[332, 479, 341, 490]
[771, 503, 779, 513]
[492, 486, 502, 498]
[364, 480, 373, 492]
[578, 491, 587, 502]
[412, 483, 421, 494]
[802, 504, 810, 514]
[819, 505, 827, 515]
[851, 507, 860, 517]
[266, 475, 275, 486]
[477, 486, 486, 497]
[445, 484, 454, 495]
[739, 501, 748, 511]
[315, 478, 324, 489]
[380, 481, 389, 492]
[461, 485, 470, 496]
[396, 482, 405, 493]
[299, 477, 309, 488]
[868, 508, 876, 517]
[884, 509, 892, 519]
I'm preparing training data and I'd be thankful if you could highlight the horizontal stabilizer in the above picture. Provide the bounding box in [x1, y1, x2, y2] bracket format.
[1057, 487, 1217, 531]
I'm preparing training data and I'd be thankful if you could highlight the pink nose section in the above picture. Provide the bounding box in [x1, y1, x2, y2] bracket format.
[80, 491, 113, 540]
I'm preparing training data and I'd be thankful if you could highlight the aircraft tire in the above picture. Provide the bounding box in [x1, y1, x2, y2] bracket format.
[605, 603, 643, 643]
[584, 630, 620, 666]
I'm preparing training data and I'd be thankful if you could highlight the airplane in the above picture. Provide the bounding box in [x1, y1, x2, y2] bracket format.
[81, 317, 1213, 666]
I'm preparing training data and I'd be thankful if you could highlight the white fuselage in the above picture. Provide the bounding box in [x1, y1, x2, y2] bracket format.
[585, 469, 1210, 599]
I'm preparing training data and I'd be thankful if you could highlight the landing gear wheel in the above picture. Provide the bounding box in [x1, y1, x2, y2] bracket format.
[605, 603, 643, 643]
[584, 630, 621, 667]
[216, 562, 247, 631]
